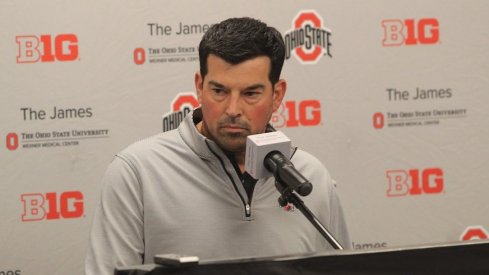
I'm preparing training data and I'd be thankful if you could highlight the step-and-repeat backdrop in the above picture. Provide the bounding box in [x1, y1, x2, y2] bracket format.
[1, 0, 488, 274]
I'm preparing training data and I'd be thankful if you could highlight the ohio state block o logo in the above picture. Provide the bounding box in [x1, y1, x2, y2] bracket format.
[284, 10, 332, 64]
[294, 12, 323, 62]
[172, 94, 199, 112]
[461, 226, 488, 241]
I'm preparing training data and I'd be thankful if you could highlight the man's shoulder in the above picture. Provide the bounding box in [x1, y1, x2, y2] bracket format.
[117, 130, 182, 160]
[292, 148, 324, 167]
[292, 149, 332, 184]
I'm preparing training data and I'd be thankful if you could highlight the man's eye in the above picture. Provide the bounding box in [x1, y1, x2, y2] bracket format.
[212, 88, 225, 94]
[244, 91, 260, 98]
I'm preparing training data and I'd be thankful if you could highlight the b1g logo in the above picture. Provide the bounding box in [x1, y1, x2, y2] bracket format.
[284, 10, 332, 64]
[382, 18, 439, 46]
[271, 100, 321, 128]
[386, 168, 444, 197]
[162, 93, 200, 132]
[16, 34, 78, 63]
[21, 191, 84, 221]
[461, 226, 488, 241]
[6, 133, 19, 151]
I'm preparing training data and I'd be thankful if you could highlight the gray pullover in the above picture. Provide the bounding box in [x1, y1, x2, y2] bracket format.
[85, 108, 350, 275]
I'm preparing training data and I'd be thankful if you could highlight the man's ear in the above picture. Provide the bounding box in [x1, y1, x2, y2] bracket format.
[195, 72, 203, 104]
[272, 79, 287, 112]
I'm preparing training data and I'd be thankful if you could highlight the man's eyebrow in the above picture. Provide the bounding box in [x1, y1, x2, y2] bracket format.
[245, 84, 266, 90]
[208, 80, 265, 90]
[208, 80, 226, 88]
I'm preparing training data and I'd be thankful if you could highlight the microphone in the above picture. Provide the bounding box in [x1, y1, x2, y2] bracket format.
[245, 131, 313, 196]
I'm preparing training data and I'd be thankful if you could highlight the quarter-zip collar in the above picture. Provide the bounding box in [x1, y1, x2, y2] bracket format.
[178, 108, 222, 160]
[178, 108, 297, 219]
[179, 108, 254, 218]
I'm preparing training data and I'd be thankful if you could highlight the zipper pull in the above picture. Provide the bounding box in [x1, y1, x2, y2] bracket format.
[245, 203, 251, 217]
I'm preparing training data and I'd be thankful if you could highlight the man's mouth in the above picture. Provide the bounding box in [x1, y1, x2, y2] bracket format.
[221, 124, 247, 133]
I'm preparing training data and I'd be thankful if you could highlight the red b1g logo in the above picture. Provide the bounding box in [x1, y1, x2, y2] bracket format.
[16, 34, 79, 63]
[382, 18, 439, 46]
[271, 100, 321, 128]
[21, 191, 84, 221]
[386, 168, 444, 197]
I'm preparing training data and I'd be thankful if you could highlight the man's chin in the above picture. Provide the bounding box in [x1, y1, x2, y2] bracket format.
[216, 138, 246, 153]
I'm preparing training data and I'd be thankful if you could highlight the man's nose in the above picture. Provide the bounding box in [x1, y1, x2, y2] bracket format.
[225, 93, 242, 117]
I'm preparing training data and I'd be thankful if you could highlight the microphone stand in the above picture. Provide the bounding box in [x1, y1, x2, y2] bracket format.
[275, 180, 344, 250]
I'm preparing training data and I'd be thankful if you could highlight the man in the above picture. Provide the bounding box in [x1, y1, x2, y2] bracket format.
[85, 17, 350, 275]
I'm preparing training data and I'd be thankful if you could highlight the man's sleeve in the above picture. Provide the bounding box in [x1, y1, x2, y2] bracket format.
[327, 179, 352, 249]
[85, 155, 145, 275]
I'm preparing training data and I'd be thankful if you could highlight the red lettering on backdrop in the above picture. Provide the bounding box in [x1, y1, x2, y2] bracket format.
[387, 168, 444, 197]
[271, 100, 321, 128]
[21, 191, 84, 221]
[382, 18, 439, 46]
[16, 34, 78, 63]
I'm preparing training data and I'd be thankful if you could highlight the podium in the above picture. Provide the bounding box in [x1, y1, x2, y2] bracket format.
[116, 240, 489, 274]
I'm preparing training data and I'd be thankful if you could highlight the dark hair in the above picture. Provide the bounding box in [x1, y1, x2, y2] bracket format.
[198, 17, 285, 85]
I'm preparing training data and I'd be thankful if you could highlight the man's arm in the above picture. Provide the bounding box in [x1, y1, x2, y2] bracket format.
[327, 179, 352, 249]
[293, 150, 351, 250]
[85, 155, 145, 275]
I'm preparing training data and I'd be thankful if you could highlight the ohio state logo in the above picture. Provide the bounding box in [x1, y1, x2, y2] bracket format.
[6, 132, 19, 150]
[16, 34, 79, 63]
[162, 93, 200, 132]
[461, 226, 488, 241]
[373, 112, 385, 129]
[134, 47, 146, 65]
[284, 10, 332, 64]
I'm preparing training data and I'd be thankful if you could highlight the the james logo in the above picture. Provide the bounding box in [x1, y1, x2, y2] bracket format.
[21, 191, 84, 221]
[16, 34, 79, 63]
[162, 93, 200, 132]
[382, 18, 439, 46]
[284, 10, 332, 64]
[386, 168, 444, 197]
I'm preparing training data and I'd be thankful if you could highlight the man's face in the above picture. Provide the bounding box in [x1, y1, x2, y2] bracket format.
[195, 54, 286, 153]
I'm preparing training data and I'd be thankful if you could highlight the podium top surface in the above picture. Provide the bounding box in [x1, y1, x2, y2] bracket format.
[116, 240, 489, 275]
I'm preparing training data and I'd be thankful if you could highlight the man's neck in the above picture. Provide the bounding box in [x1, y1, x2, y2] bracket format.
[233, 154, 246, 173]
[223, 148, 246, 173]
